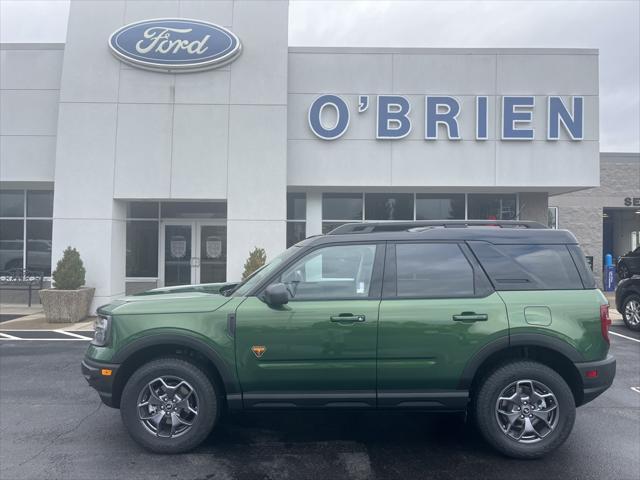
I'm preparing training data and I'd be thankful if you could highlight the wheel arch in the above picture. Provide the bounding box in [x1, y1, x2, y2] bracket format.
[460, 334, 585, 406]
[110, 333, 240, 409]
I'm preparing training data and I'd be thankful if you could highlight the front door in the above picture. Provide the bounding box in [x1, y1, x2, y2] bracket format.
[160, 221, 226, 286]
[235, 243, 384, 408]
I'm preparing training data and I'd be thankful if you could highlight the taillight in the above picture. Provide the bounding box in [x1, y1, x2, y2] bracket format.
[600, 304, 611, 344]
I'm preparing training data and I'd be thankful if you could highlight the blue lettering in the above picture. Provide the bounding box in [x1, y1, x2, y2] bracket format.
[425, 96, 461, 140]
[476, 96, 488, 140]
[308, 94, 350, 140]
[377, 95, 411, 139]
[502, 96, 534, 140]
[548, 96, 583, 140]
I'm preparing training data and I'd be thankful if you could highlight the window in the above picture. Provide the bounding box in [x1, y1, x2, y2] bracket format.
[395, 243, 474, 297]
[416, 194, 465, 220]
[0, 189, 53, 275]
[364, 193, 413, 220]
[161, 202, 225, 219]
[322, 193, 363, 221]
[470, 243, 583, 290]
[126, 221, 159, 277]
[279, 244, 377, 299]
[548, 207, 559, 229]
[497, 245, 582, 289]
[468, 194, 517, 220]
[287, 193, 306, 247]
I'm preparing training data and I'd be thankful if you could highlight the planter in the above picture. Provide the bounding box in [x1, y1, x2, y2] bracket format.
[40, 287, 95, 323]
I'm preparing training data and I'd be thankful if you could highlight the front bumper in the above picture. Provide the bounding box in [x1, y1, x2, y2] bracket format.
[575, 354, 616, 406]
[81, 357, 120, 408]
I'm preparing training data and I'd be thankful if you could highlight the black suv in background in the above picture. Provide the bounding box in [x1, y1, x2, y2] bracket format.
[617, 247, 640, 279]
[615, 276, 640, 331]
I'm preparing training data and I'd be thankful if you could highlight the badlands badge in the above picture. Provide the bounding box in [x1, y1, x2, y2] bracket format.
[251, 345, 266, 358]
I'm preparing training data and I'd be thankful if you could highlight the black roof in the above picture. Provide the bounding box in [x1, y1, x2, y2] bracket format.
[302, 221, 579, 246]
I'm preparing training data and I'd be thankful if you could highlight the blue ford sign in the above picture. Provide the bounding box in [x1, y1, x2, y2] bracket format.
[108, 18, 242, 73]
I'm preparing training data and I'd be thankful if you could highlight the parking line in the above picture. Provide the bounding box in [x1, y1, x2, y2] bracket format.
[55, 330, 93, 340]
[0, 332, 20, 340]
[610, 331, 640, 343]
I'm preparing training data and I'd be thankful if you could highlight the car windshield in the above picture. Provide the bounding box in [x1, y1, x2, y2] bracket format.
[231, 245, 302, 297]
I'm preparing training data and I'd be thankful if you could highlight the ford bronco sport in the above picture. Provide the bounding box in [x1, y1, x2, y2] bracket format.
[82, 220, 615, 459]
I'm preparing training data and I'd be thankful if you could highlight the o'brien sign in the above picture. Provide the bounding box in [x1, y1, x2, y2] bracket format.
[308, 94, 584, 141]
[109, 19, 241, 72]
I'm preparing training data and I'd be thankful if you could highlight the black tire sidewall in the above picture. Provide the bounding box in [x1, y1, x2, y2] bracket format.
[622, 294, 640, 331]
[474, 360, 576, 459]
[120, 358, 219, 454]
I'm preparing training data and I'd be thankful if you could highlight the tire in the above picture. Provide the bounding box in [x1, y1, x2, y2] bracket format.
[120, 357, 220, 454]
[473, 360, 576, 459]
[621, 294, 640, 331]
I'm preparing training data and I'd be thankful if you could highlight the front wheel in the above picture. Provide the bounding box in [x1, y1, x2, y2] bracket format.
[120, 358, 220, 453]
[618, 263, 631, 279]
[473, 360, 576, 459]
[622, 294, 640, 331]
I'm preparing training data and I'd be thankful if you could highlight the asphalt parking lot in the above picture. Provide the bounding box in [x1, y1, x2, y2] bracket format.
[0, 327, 638, 480]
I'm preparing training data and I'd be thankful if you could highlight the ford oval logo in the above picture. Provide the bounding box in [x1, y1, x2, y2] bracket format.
[108, 18, 242, 73]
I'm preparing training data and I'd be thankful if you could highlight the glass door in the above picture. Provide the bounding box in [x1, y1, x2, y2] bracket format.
[198, 223, 227, 284]
[160, 220, 227, 287]
[162, 223, 193, 286]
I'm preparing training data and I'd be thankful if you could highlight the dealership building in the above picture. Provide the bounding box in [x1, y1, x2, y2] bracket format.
[0, 0, 637, 309]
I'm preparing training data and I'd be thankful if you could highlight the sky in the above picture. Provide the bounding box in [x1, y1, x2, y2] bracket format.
[1, 0, 638, 152]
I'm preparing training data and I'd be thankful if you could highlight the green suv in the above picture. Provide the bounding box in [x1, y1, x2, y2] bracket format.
[82, 220, 615, 458]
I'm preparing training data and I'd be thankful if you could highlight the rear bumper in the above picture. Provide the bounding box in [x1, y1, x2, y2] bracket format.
[575, 354, 616, 406]
[81, 357, 120, 408]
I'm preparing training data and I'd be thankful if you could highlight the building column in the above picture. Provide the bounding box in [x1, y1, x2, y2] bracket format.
[306, 191, 322, 236]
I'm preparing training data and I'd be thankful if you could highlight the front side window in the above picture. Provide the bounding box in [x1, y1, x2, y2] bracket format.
[279, 244, 377, 300]
[395, 243, 474, 297]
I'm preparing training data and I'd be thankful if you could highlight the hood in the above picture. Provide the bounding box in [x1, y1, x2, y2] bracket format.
[97, 290, 234, 316]
[135, 282, 239, 296]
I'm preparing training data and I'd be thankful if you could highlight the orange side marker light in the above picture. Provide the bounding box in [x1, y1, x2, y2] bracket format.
[101, 369, 113, 376]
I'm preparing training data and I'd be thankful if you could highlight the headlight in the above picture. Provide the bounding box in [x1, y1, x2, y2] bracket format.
[92, 315, 111, 346]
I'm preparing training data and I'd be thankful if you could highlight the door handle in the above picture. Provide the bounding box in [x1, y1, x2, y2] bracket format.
[452, 312, 488, 322]
[330, 314, 366, 323]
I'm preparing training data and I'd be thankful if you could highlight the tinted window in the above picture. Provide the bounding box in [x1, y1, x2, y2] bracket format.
[286, 222, 306, 247]
[279, 244, 376, 299]
[567, 245, 596, 288]
[395, 243, 474, 297]
[126, 221, 159, 277]
[415, 194, 465, 220]
[468, 194, 517, 220]
[26, 191, 53, 218]
[471, 242, 583, 290]
[0, 219, 24, 269]
[26, 220, 52, 275]
[287, 193, 306, 220]
[364, 193, 413, 220]
[127, 202, 159, 219]
[0, 190, 24, 217]
[322, 193, 362, 220]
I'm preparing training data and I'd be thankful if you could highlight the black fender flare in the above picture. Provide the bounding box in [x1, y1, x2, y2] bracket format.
[458, 333, 584, 390]
[112, 332, 241, 396]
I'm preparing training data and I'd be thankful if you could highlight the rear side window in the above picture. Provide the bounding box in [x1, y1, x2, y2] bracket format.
[567, 244, 596, 288]
[395, 243, 474, 297]
[470, 242, 584, 290]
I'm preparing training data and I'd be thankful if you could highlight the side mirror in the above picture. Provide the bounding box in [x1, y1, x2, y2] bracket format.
[263, 283, 289, 306]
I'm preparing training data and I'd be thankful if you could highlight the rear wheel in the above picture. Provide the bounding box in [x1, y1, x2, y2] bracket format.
[473, 360, 575, 459]
[120, 358, 219, 453]
[622, 294, 640, 331]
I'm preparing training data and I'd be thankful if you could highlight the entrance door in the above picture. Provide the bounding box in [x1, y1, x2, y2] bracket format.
[160, 220, 226, 287]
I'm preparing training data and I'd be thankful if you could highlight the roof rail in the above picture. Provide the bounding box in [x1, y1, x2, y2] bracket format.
[327, 220, 548, 235]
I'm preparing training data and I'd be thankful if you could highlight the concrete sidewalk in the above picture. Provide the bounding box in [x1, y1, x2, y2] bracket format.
[0, 304, 94, 331]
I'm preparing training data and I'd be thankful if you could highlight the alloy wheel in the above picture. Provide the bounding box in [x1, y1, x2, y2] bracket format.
[137, 376, 199, 438]
[625, 299, 640, 326]
[495, 379, 559, 444]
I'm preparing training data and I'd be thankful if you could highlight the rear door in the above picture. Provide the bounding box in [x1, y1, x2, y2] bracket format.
[377, 241, 509, 408]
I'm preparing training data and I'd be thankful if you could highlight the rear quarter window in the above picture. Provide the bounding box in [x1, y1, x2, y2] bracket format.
[470, 242, 584, 290]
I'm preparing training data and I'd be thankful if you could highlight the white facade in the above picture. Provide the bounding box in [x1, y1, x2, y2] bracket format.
[0, 0, 601, 310]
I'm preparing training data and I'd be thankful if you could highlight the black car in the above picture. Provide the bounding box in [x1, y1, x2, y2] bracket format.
[617, 247, 640, 279]
[615, 276, 640, 331]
